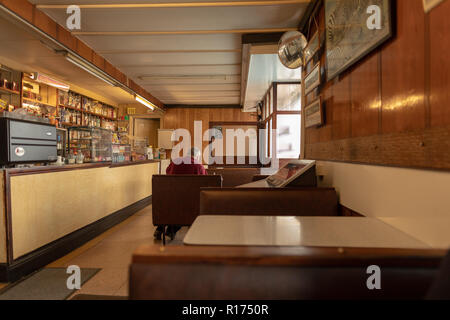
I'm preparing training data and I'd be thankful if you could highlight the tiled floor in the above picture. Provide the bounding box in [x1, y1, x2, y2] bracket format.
[3, 204, 187, 299]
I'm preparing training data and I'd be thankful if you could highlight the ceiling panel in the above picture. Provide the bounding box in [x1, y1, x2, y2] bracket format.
[79, 34, 242, 53]
[123, 65, 241, 77]
[145, 84, 241, 91]
[243, 53, 301, 111]
[26, 0, 310, 106]
[37, 5, 304, 32]
[103, 51, 242, 67]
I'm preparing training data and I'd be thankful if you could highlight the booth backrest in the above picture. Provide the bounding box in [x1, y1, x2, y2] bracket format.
[200, 188, 339, 216]
[129, 245, 446, 300]
[207, 167, 260, 187]
[152, 175, 223, 226]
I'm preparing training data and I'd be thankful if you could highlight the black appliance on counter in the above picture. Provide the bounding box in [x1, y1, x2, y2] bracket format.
[0, 114, 57, 165]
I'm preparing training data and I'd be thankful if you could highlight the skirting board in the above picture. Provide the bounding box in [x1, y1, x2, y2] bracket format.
[0, 196, 152, 283]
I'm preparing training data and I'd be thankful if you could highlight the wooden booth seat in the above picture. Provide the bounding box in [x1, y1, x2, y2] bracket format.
[152, 175, 222, 227]
[129, 245, 447, 300]
[200, 188, 339, 216]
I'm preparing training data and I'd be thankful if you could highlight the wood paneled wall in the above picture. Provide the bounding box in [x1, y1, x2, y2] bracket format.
[304, 0, 450, 170]
[162, 107, 257, 158]
[162, 107, 256, 135]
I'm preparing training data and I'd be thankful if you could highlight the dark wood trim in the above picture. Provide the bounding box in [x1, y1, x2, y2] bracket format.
[298, 0, 321, 34]
[209, 121, 258, 127]
[242, 32, 284, 45]
[340, 205, 365, 217]
[4, 170, 13, 265]
[132, 245, 445, 268]
[165, 104, 241, 109]
[0, 195, 152, 282]
[0, 263, 6, 281]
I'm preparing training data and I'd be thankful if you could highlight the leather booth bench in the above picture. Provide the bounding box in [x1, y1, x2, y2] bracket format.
[200, 188, 339, 216]
[129, 245, 448, 300]
[152, 175, 222, 229]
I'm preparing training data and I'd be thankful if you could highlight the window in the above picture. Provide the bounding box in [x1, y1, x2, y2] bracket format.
[259, 82, 302, 160]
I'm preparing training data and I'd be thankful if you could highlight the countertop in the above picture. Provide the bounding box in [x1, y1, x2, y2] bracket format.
[3, 159, 161, 175]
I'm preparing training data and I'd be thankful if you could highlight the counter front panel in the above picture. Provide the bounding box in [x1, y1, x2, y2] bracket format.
[8, 161, 159, 260]
[0, 175, 6, 263]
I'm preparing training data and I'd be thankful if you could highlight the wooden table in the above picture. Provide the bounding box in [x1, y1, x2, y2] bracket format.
[183, 216, 430, 249]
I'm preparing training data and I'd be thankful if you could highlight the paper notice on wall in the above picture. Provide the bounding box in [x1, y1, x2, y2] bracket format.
[423, 0, 446, 12]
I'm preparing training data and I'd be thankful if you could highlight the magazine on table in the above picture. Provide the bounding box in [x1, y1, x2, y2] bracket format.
[266, 160, 316, 187]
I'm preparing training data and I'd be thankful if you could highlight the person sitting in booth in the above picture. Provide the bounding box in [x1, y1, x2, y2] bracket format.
[154, 147, 207, 240]
[165, 146, 207, 175]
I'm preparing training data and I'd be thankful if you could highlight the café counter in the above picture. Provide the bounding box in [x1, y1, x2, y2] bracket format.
[0, 160, 160, 281]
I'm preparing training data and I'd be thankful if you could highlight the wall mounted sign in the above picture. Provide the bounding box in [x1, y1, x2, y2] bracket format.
[304, 97, 323, 128]
[325, 0, 393, 81]
[304, 62, 321, 95]
[304, 32, 320, 63]
[423, 0, 446, 12]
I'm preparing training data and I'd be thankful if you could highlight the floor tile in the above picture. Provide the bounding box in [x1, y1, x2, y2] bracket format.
[69, 268, 128, 298]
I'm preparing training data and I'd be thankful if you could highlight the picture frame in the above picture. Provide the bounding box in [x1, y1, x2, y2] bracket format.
[304, 62, 321, 95]
[325, 0, 393, 81]
[304, 32, 320, 63]
[304, 97, 323, 128]
[423, 0, 445, 12]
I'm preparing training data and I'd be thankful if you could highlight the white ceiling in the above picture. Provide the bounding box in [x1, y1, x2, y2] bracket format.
[28, 0, 310, 106]
[243, 53, 301, 111]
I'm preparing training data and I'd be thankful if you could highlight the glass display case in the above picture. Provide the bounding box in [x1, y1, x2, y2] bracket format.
[68, 126, 112, 162]
[112, 144, 131, 163]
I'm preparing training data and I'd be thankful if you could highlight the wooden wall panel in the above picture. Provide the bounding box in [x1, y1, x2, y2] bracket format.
[429, 0, 450, 127]
[304, 0, 450, 170]
[0, 0, 33, 23]
[381, 0, 426, 134]
[33, 8, 57, 39]
[318, 81, 333, 143]
[331, 74, 351, 140]
[56, 24, 77, 51]
[76, 39, 94, 62]
[351, 53, 381, 138]
[162, 108, 256, 145]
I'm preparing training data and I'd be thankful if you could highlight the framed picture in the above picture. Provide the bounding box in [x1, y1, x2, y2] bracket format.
[304, 97, 323, 128]
[325, 0, 393, 81]
[304, 32, 320, 63]
[304, 62, 320, 95]
[423, 0, 445, 12]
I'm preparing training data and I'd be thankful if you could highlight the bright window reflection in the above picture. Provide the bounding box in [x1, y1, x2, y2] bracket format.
[277, 114, 301, 159]
[277, 84, 301, 111]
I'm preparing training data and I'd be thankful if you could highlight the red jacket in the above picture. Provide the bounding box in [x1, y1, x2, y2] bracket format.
[166, 157, 207, 175]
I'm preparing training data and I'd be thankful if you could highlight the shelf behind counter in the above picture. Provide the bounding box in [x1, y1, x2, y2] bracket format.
[0, 159, 161, 282]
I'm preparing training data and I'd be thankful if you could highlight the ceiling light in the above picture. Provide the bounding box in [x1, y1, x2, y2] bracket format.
[65, 53, 117, 87]
[135, 95, 155, 110]
[29, 72, 70, 92]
